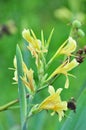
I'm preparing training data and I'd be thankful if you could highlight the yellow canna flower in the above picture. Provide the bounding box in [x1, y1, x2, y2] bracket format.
[47, 59, 79, 88]
[48, 37, 77, 66]
[55, 37, 77, 56]
[21, 62, 35, 92]
[38, 85, 67, 121]
[22, 29, 41, 51]
[12, 56, 35, 92]
[22, 29, 43, 67]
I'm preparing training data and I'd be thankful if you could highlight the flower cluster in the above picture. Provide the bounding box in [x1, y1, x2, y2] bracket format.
[13, 56, 35, 92]
[22, 29, 48, 67]
[13, 25, 82, 122]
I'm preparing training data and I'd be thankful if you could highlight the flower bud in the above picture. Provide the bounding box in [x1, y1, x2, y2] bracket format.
[78, 29, 85, 37]
[76, 55, 84, 63]
[77, 49, 83, 55]
[72, 20, 81, 28]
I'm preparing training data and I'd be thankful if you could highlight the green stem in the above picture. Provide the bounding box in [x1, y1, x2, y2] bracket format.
[0, 94, 30, 112]
[46, 53, 59, 68]
[0, 73, 60, 113]
[0, 99, 19, 112]
[0, 85, 48, 112]
[0, 74, 60, 112]
[46, 39, 68, 68]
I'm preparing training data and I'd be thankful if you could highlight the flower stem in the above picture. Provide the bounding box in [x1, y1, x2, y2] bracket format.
[0, 74, 60, 112]
[0, 99, 19, 112]
[0, 94, 30, 112]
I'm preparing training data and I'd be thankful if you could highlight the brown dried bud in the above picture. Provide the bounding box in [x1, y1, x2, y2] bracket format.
[1, 25, 10, 35]
[76, 49, 83, 55]
[67, 97, 76, 112]
[76, 55, 84, 63]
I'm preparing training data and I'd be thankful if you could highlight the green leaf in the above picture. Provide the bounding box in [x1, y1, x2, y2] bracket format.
[46, 28, 54, 49]
[22, 41, 30, 67]
[61, 88, 86, 130]
[16, 45, 27, 130]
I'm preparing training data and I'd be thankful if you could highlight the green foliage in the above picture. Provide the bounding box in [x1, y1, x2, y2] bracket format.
[0, 0, 86, 130]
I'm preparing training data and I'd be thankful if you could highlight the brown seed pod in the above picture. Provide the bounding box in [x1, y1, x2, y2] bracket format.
[76, 55, 84, 63]
[67, 97, 76, 112]
[77, 49, 83, 55]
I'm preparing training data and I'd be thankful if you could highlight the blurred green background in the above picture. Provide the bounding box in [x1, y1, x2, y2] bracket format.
[0, 0, 86, 130]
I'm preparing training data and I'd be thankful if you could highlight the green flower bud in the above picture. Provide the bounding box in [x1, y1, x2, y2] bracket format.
[78, 29, 85, 37]
[72, 20, 81, 28]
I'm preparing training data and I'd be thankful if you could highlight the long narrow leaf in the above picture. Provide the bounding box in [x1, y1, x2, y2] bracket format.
[16, 45, 27, 129]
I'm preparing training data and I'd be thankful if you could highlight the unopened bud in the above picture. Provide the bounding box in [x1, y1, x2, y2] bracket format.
[77, 49, 83, 55]
[78, 29, 85, 37]
[76, 55, 84, 63]
[72, 20, 81, 28]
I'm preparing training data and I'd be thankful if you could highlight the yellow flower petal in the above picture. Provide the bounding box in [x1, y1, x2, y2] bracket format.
[64, 59, 79, 71]
[58, 111, 64, 121]
[22, 29, 40, 50]
[65, 75, 69, 88]
[56, 88, 63, 94]
[12, 56, 18, 83]
[60, 37, 77, 56]
[51, 111, 55, 116]
[48, 85, 55, 95]
[13, 56, 17, 69]
[47, 37, 77, 66]
[22, 62, 35, 92]
[12, 70, 18, 83]
[47, 58, 79, 88]
[38, 86, 67, 121]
